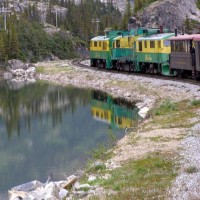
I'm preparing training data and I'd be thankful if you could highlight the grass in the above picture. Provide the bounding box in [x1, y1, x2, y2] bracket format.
[191, 99, 200, 106]
[146, 100, 198, 130]
[36, 65, 74, 75]
[197, 0, 200, 9]
[88, 154, 177, 199]
[36, 66, 45, 73]
[89, 143, 114, 161]
[149, 136, 171, 142]
[153, 100, 177, 116]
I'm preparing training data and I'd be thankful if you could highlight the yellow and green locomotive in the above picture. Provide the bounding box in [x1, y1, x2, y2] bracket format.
[90, 29, 129, 69]
[135, 33, 175, 75]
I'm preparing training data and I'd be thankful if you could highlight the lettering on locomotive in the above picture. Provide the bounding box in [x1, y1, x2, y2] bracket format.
[145, 54, 152, 61]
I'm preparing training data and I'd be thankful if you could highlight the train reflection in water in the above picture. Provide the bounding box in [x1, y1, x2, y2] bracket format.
[91, 90, 139, 130]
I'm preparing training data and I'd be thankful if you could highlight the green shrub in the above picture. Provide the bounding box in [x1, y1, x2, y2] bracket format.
[196, 0, 200, 10]
[154, 100, 177, 116]
[191, 99, 200, 106]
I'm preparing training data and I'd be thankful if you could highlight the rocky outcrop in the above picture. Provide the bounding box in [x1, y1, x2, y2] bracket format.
[5, 59, 36, 79]
[137, 0, 200, 32]
[4, 0, 67, 24]
[9, 175, 99, 200]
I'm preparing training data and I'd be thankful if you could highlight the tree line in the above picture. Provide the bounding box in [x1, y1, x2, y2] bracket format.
[0, 0, 135, 63]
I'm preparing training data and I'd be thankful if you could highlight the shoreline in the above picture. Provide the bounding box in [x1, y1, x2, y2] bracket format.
[9, 60, 200, 199]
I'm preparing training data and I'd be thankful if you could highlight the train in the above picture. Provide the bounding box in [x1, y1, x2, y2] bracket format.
[89, 27, 200, 79]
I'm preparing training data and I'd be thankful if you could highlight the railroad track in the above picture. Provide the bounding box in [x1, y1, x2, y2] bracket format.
[72, 59, 200, 87]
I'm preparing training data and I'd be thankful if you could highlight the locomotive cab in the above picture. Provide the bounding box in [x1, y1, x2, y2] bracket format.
[90, 36, 109, 68]
[135, 33, 175, 75]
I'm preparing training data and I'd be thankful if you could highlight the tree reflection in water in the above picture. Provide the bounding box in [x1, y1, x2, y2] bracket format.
[0, 80, 91, 138]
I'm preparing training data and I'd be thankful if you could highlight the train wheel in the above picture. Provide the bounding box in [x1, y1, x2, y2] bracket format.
[116, 62, 120, 71]
[194, 72, 200, 80]
[92, 60, 97, 67]
[177, 70, 185, 78]
[96, 60, 100, 68]
[129, 63, 134, 72]
[102, 60, 106, 69]
[120, 64, 123, 71]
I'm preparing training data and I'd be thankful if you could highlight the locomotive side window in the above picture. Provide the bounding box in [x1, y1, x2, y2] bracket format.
[164, 40, 170, 47]
[150, 41, 155, 48]
[99, 41, 101, 47]
[116, 40, 120, 48]
[139, 41, 142, 51]
[94, 41, 97, 47]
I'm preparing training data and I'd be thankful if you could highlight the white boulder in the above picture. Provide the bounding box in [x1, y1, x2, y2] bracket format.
[138, 107, 150, 118]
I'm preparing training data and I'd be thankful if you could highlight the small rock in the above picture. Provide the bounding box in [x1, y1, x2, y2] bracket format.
[74, 183, 92, 191]
[59, 188, 69, 199]
[124, 92, 131, 97]
[73, 191, 88, 199]
[11, 180, 43, 192]
[8, 190, 27, 200]
[26, 67, 36, 77]
[138, 107, 149, 118]
[88, 175, 96, 182]
[44, 182, 60, 199]
[102, 174, 111, 180]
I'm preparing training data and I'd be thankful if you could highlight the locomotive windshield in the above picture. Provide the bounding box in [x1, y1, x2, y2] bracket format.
[164, 40, 170, 47]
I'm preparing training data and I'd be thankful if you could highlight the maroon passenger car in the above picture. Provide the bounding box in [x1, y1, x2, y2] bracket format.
[169, 34, 200, 78]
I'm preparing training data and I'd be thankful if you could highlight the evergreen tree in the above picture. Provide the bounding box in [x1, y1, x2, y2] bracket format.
[134, 0, 143, 14]
[0, 31, 6, 62]
[122, 0, 132, 29]
[7, 16, 20, 59]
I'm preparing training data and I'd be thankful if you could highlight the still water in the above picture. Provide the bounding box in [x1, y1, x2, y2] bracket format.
[0, 80, 139, 198]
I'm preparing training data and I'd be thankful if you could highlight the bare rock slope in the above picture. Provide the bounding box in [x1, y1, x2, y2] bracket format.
[137, 0, 200, 32]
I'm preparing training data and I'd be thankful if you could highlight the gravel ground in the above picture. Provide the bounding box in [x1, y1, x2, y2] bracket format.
[169, 124, 200, 200]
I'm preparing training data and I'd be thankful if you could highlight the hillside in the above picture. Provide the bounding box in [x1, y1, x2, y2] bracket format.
[135, 0, 200, 33]
[5, 0, 200, 34]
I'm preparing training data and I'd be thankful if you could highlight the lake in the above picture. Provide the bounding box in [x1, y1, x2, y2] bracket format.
[0, 80, 139, 198]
